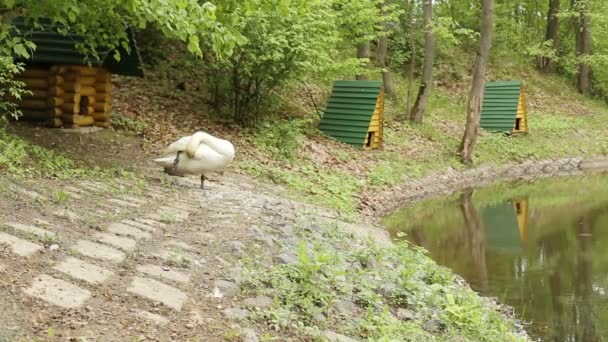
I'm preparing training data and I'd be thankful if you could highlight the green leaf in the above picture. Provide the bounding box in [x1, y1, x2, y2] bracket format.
[13, 44, 30, 59]
[187, 35, 201, 56]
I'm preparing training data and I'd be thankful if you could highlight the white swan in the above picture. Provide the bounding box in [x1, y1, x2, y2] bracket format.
[153, 131, 235, 189]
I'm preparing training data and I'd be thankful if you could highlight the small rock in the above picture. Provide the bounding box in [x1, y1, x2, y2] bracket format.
[222, 308, 250, 321]
[213, 280, 240, 297]
[254, 235, 274, 247]
[215, 256, 229, 266]
[273, 253, 298, 265]
[228, 241, 246, 255]
[313, 312, 326, 322]
[278, 225, 295, 236]
[307, 223, 322, 232]
[331, 300, 357, 315]
[53, 209, 80, 221]
[423, 318, 445, 332]
[321, 330, 358, 342]
[243, 296, 272, 309]
[396, 308, 414, 321]
[49, 244, 60, 251]
[229, 267, 243, 284]
[379, 283, 397, 298]
[241, 328, 258, 342]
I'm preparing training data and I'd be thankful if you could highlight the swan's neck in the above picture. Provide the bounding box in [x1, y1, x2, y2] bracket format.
[186, 132, 206, 156]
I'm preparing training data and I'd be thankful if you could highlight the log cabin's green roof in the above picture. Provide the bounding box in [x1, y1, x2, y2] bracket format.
[12, 17, 144, 77]
[319, 80, 381, 148]
[480, 80, 522, 132]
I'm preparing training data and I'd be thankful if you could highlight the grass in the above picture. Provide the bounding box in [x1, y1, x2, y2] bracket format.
[0, 130, 142, 182]
[234, 60, 608, 215]
[240, 220, 526, 341]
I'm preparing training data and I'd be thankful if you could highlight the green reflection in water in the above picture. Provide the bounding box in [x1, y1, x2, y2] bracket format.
[382, 174, 608, 342]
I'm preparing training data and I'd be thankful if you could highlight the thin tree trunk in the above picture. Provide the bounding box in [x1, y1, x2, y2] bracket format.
[405, 0, 416, 115]
[459, 0, 494, 166]
[356, 42, 371, 80]
[377, 34, 396, 98]
[460, 189, 489, 293]
[572, 0, 592, 94]
[540, 0, 560, 72]
[409, 0, 435, 123]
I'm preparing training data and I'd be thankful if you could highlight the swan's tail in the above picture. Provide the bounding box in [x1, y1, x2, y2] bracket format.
[153, 156, 176, 168]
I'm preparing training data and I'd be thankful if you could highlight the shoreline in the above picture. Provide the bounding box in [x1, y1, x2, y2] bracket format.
[362, 155, 608, 221]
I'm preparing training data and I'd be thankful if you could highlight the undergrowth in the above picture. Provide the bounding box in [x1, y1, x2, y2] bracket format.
[0, 131, 138, 181]
[241, 221, 525, 341]
[235, 60, 608, 214]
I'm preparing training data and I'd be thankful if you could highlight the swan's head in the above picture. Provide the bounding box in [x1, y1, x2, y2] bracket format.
[185, 131, 211, 157]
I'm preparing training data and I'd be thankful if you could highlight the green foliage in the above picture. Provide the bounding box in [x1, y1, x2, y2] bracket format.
[111, 115, 148, 135]
[253, 119, 309, 160]
[0, 57, 27, 124]
[204, 0, 378, 126]
[243, 221, 525, 341]
[0, 131, 134, 180]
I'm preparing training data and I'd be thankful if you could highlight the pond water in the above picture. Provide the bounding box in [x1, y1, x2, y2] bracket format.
[382, 174, 608, 342]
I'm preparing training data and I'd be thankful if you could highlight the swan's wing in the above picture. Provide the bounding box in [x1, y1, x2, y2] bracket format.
[162, 136, 191, 155]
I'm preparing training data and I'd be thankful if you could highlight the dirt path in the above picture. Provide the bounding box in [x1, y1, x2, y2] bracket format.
[0, 168, 349, 341]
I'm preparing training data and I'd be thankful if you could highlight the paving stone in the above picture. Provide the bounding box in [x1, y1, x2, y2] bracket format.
[107, 223, 151, 240]
[52, 209, 81, 221]
[243, 296, 272, 309]
[108, 198, 140, 208]
[65, 186, 87, 194]
[153, 249, 197, 266]
[121, 220, 157, 232]
[0, 232, 42, 257]
[222, 308, 250, 321]
[135, 309, 169, 325]
[23, 274, 91, 309]
[63, 190, 82, 200]
[166, 240, 195, 251]
[213, 279, 240, 297]
[73, 240, 125, 263]
[120, 196, 147, 205]
[11, 186, 45, 201]
[134, 218, 164, 228]
[136, 264, 190, 284]
[53, 256, 114, 284]
[5, 222, 56, 239]
[78, 182, 107, 192]
[94, 232, 137, 251]
[127, 276, 188, 311]
[322, 330, 358, 342]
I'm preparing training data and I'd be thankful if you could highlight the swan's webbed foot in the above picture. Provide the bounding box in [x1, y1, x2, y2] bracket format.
[200, 175, 211, 190]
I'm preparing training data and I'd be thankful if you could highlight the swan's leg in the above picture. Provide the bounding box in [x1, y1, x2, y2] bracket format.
[200, 175, 211, 190]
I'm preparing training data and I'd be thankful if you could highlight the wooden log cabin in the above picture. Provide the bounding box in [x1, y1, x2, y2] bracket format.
[10, 17, 144, 128]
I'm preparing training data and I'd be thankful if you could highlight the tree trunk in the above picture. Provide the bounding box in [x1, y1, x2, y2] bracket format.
[405, 0, 416, 116]
[460, 189, 489, 293]
[356, 42, 371, 80]
[573, 0, 592, 95]
[459, 0, 494, 166]
[409, 0, 435, 123]
[377, 34, 396, 98]
[540, 0, 560, 72]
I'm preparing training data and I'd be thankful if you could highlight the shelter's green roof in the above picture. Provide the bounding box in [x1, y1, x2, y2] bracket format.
[482, 203, 523, 254]
[12, 17, 144, 77]
[480, 80, 522, 132]
[319, 80, 381, 147]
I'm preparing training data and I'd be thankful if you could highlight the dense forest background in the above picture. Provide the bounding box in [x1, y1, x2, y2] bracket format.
[1, 0, 607, 177]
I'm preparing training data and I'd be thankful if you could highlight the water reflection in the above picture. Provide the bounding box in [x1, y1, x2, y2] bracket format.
[382, 176, 608, 342]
